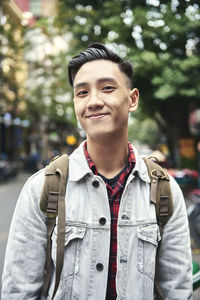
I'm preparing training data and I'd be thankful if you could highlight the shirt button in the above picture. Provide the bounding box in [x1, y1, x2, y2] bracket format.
[121, 214, 129, 220]
[99, 217, 106, 225]
[96, 263, 104, 271]
[92, 180, 99, 188]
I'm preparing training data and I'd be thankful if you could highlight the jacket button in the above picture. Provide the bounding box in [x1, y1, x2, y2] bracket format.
[92, 180, 99, 188]
[99, 217, 106, 225]
[96, 263, 104, 271]
[121, 214, 129, 220]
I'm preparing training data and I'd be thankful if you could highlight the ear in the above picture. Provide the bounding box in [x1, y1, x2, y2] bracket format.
[129, 88, 139, 112]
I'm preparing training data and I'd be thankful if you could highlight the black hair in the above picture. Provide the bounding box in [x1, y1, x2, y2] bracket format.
[68, 42, 133, 88]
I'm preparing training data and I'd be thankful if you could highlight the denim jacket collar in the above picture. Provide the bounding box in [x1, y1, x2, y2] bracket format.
[68, 142, 150, 184]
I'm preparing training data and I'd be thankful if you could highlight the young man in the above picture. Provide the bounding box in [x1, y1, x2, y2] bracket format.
[2, 43, 192, 299]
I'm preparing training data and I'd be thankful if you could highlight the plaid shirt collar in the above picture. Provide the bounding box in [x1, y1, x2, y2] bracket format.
[83, 141, 135, 180]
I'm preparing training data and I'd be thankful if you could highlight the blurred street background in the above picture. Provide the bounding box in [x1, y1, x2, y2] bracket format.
[0, 0, 200, 298]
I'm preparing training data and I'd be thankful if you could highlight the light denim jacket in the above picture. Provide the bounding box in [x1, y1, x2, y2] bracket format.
[1, 144, 193, 300]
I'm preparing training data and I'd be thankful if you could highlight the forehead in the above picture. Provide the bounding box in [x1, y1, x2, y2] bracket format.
[74, 59, 127, 86]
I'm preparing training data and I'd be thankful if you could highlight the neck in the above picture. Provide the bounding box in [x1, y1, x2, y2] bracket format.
[86, 135, 129, 179]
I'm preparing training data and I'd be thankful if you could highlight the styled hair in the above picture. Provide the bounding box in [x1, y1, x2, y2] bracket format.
[68, 42, 134, 88]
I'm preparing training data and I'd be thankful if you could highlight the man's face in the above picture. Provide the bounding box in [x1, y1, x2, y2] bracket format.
[73, 59, 139, 142]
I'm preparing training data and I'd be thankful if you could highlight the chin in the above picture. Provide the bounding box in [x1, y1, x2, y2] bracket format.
[88, 130, 117, 142]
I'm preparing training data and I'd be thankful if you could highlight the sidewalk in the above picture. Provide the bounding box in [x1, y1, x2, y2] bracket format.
[0, 171, 30, 294]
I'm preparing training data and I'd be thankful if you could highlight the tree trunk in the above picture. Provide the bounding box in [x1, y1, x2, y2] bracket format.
[155, 99, 192, 168]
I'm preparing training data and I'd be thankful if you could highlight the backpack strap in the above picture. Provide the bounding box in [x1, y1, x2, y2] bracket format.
[143, 157, 173, 300]
[40, 154, 69, 300]
[143, 157, 173, 234]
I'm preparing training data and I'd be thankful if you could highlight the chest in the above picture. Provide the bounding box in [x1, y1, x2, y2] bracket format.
[65, 174, 156, 226]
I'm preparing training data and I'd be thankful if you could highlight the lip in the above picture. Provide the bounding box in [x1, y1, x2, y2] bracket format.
[86, 113, 109, 119]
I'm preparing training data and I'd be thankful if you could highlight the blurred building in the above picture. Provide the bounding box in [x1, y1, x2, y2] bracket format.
[2, 0, 58, 26]
[1, 0, 30, 160]
[0, 0, 77, 166]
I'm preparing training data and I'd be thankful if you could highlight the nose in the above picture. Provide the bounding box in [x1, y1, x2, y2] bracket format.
[86, 89, 104, 110]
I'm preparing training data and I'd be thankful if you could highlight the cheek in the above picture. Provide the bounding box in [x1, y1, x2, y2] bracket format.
[74, 102, 83, 118]
[115, 96, 130, 112]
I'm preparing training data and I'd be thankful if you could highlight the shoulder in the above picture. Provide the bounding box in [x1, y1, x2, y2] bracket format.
[25, 168, 45, 195]
[168, 174, 187, 218]
[16, 169, 46, 220]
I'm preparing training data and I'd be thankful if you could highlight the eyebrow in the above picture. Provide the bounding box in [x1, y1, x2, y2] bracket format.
[73, 77, 117, 89]
[98, 77, 117, 84]
[73, 82, 88, 89]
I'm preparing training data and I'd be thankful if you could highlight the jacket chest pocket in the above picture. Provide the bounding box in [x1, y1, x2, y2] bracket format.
[51, 225, 86, 277]
[137, 224, 161, 280]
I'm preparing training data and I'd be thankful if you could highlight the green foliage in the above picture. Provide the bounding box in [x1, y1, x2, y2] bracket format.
[56, 0, 200, 101]
[0, 16, 29, 120]
[128, 114, 162, 146]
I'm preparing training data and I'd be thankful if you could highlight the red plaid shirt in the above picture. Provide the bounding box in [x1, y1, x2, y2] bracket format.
[84, 142, 136, 299]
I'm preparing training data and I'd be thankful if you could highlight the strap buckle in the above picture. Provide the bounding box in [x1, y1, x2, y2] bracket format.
[46, 211, 57, 219]
[46, 191, 59, 219]
[151, 169, 167, 180]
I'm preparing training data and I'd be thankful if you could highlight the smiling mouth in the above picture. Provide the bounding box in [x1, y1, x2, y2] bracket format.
[87, 113, 109, 119]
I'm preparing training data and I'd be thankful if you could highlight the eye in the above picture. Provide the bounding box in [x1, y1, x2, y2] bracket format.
[102, 86, 116, 92]
[77, 90, 88, 97]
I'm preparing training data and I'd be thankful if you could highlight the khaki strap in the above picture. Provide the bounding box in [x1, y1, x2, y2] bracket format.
[143, 157, 172, 227]
[51, 168, 67, 300]
[42, 217, 56, 296]
[40, 154, 68, 299]
[150, 177, 158, 205]
[41, 175, 60, 297]
[143, 157, 173, 300]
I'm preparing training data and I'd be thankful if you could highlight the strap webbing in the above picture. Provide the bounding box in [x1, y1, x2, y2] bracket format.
[51, 170, 67, 299]
[143, 157, 173, 229]
[40, 154, 68, 299]
[143, 157, 173, 300]
[42, 217, 56, 296]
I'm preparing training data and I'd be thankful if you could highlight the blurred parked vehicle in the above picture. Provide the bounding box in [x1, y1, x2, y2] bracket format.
[188, 189, 200, 250]
[0, 160, 18, 182]
[193, 261, 200, 291]
[168, 168, 198, 190]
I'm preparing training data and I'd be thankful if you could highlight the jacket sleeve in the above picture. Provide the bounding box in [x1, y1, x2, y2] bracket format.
[1, 170, 47, 300]
[157, 175, 193, 299]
